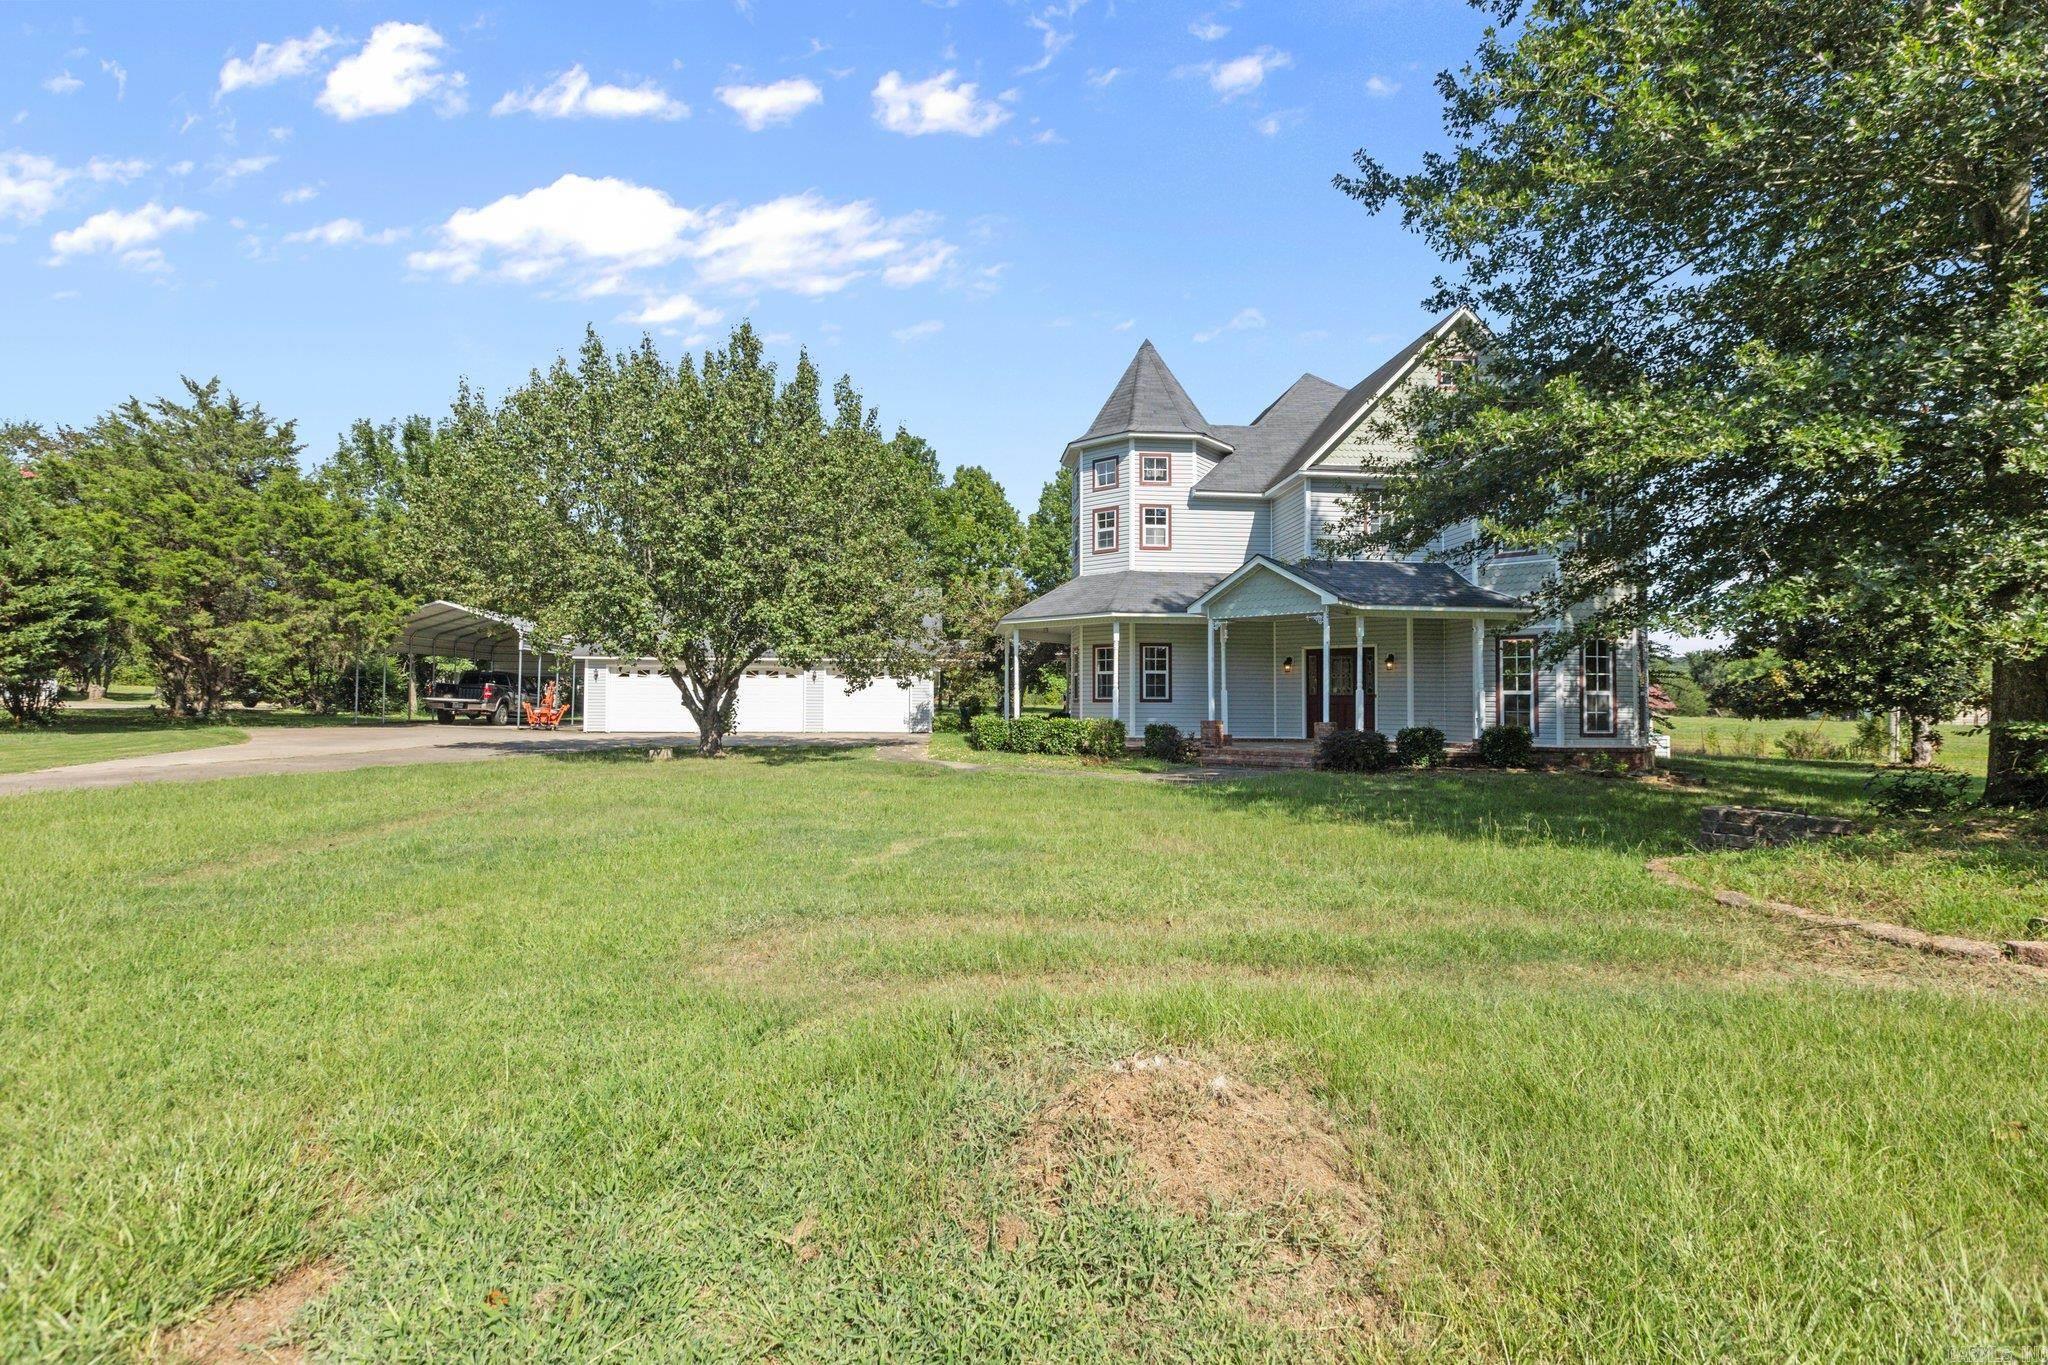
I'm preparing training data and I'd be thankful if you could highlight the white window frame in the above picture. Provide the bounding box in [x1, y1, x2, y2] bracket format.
[1093, 506, 1119, 553]
[1093, 644, 1115, 702]
[1581, 639, 1617, 737]
[1140, 643, 1171, 702]
[1139, 452, 1170, 485]
[1498, 636, 1537, 732]
[1092, 456, 1119, 489]
[1139, 504, 1170, 550]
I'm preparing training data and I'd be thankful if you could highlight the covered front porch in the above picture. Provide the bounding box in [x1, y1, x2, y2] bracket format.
[998, 557, 1528, 745]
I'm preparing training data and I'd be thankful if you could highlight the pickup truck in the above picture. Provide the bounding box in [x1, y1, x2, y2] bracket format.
[423, 670, 547, 725]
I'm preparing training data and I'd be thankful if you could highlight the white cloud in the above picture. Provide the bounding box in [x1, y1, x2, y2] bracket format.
[212, 154, 277, 184]
[413, 176, 954, 301]
[43, 72, 84, 96]
[1086, 67, 1122, 89]
[120, 247, 170, 273]
[168, 160, 195, 176]
[280, 184, 318, 204]
[1193, 306, 1266, 343]
[1254, 108, 1304, 137]
[1364, 74, 1400, 97]
[493, 65, 686, 120]
[871, 70, 1009, 137]
[318, 23, 466, 120]
[86, 156, 149, 183]
[623, 291, 721, 327]
[1019, 17, 1073, 74]
[0, 152, 67, 221]
[1111, 318, 1134, 332]
[101, 59, 127, 99]
[1193, 47, 1291, 101]
[715, 77, 822, 130]
[882, 241, 955, 287]
[48, 202, 203, 263]
[219, 28, 342, 95]
[408, 173, 701, 282]
[284, 217, 405, 246]
[1189, 19, 1229, 41]
[892, 319, 943, 343]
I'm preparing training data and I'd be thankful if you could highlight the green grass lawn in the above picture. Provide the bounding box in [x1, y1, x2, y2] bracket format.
[1664, 714, 1989, 774]
[2, 750, 2044, 1361]
[0, 712, 249, 775]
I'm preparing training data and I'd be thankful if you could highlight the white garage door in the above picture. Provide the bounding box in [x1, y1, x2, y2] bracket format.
[823, 676, 919, 732]
[735, 668, 805, 733]
[589, 663, 931, 734]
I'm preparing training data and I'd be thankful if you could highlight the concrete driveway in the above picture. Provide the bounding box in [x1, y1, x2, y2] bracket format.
[0, 724, 913, 796]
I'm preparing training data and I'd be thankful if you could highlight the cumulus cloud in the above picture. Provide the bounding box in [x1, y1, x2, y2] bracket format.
[623, 291, 721, 327]
[212, 154, 277, 184]
[714, 77, 822, 130]
[43, 72, 84, 96]
[493, 65, 687, 120]
[1, 152, 148, 222]
[48, 202, 203, 265]
[1188, 47, 1291, 101]
[1193, 306, 1266, 343]
[219, 28, 342, 95]
[280, 184, 319, 204]
[284, 217, 405, 246]
[871, 70, 1009, 137]
[410, 174, 956, 301]
[1253, 108, 1304, 137]
[85, 156, 149, 183]
[318, 23, 466, 120]
[1189, 18, 1229, 41]
[1364, 74, 1400, 97]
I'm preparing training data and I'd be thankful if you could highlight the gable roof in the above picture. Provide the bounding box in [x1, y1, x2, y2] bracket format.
[1195, 373, 1349, 494]
[1186, 555, 1524, 615]
[1074, 340, 1223, 445]
[999, 569, 1225, 624]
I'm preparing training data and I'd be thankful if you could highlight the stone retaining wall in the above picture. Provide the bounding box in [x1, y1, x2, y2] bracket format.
[1698, 805, 1857, 851]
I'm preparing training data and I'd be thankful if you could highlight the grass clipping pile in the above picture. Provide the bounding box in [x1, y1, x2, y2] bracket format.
[1013, 1053, 1387, 1339]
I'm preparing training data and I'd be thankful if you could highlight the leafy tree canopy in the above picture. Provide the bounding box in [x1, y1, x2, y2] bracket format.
[1022, 464, 1075, 598]
[1332, 0, 2048, 803]
[0, 444, 107, 722]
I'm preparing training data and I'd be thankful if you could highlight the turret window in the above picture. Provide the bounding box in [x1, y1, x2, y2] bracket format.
[1140, 505, 1171, 550]
[1092, 456, 1119, 489]
[1139, 452, 1170, 485]
[1093, 507, 1119, 553]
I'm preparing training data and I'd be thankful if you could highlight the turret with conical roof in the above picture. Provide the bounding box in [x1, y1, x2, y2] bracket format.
[1073, 340, 1226, 446]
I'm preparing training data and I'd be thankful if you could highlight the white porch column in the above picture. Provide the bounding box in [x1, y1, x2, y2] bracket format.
[1000, 635, 1010, 719]
[1319, 608, 1332, 727]
[1110, 619, 1121, 731]
[1124, 620, 1136, 733]
[1471, 618, 1486, 738]
[1353, 615, 1365, 732]
[1012, 630, 1024, 718]
[1219, 624, 1230, 734]
[1205, 618, 1216, 723]
[1071, 627, 1082, 717]
[1404, 616, 1416, 730]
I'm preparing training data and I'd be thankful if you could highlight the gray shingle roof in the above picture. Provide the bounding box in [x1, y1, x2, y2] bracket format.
[1075, 341, 1222, 444]
[1195, 374, 1349, 494]
[1281, 557, 1525, 611]
[1239, 323, 1447, 492]
[1000, 570, 1225, 624]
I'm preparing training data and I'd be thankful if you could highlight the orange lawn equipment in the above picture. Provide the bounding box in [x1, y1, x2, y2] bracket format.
[522, 680, 570, 729]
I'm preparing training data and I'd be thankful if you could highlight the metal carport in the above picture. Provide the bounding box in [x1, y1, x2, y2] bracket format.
[389, 600, 589, 728]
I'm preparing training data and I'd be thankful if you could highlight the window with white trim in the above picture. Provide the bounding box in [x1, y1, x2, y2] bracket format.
[1140, 643, 1171, 702]
[1093, 506, 1118, 552]
[1093, 644, 1115, 702]
[1140, 504, 1170, 549]
[1139, 452, 1170, 485]
[1499, 637, 1537, 732]
[1581, 639, 1616, 736]
[1092, 456, 1119, 489]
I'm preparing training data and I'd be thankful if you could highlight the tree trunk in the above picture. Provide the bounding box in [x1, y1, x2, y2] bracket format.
[1985, 652, 2048, 808]
[1907, 716, 1937, 768]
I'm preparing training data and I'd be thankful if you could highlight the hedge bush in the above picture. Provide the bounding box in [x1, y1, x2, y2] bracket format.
[969, 713, 1125, 758]
[1863, 766, 1973, 815]
[1079, 718, 1127, 758]
[1394, 725, 1448, 768]
[966, 714, 1008, 751]
[1006, 714, 1047, 753]
[1477, 723, 1536, 768]
[1317, 727, 1395, 772]
[1040, 716, 1083, 755]
[1142, 723, 1202, 763]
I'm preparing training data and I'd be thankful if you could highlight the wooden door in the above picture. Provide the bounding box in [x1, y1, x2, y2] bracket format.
[1306, 648, 1376, 735]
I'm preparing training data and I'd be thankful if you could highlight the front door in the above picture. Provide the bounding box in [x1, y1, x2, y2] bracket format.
[1306, 648, 1373, 735]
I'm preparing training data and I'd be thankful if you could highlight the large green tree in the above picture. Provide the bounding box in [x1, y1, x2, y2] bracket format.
[926, 463, 1026, 714]
[1022, 464, 1075, 597]
[0, 455, 107, 722]
[1333, 0, 2048, 804]
[407, 324, 937, 756]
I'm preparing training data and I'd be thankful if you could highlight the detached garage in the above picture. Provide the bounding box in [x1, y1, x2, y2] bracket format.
[584, 660, 934, 735]
[393, 602, 934, 736]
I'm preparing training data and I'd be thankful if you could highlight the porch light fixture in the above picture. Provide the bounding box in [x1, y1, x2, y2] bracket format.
[1282, 656, 1294, 674]
[1385, 654, 1398, 670]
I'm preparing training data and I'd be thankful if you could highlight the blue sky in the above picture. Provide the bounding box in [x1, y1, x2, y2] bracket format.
[3, 1, 1492, 514]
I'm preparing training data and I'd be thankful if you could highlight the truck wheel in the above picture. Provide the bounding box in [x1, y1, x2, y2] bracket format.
[433, 711, 453, 725]
[491, 702, 510, 726]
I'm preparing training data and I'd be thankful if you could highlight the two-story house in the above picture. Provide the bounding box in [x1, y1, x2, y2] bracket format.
[997, 311, 1651, 758]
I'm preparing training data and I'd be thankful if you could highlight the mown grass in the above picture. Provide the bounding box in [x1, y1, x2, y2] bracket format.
[1664, 714, 1988, 775]
[0, 712, 248, 774]
[0, 749, 2043, 1361]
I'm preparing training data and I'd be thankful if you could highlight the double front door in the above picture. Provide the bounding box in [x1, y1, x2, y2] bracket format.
[1306, 647, 1376, 736]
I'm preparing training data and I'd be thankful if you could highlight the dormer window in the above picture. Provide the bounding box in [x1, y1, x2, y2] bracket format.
[1139, 452, 1170, 485]
[1092, 456, 1120, 489]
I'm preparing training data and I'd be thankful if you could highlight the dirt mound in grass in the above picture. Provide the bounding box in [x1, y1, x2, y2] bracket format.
[1014, 1054, 1387, 1338]
[155, 1259, 339, 1364]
